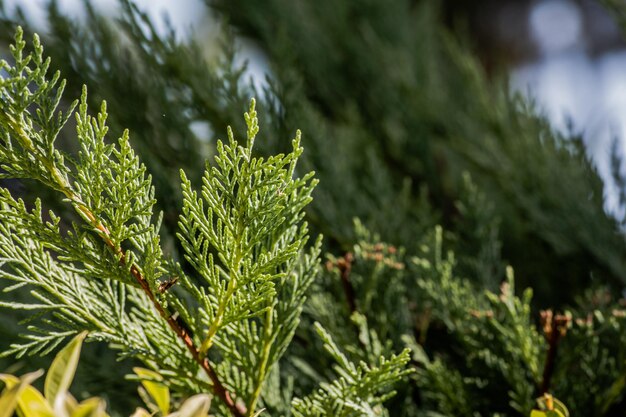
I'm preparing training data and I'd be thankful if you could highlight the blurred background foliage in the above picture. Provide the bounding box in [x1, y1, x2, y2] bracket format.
[2, 0, 626, 415]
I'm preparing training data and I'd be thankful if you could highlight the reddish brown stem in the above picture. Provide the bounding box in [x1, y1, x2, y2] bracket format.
[130, 261, 247, 416]
[540, 326, 559, 394]
[89, 208, 247, 416]
[539, 310, 570, 395]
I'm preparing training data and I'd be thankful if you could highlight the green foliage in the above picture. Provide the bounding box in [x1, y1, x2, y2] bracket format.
[208, 0, 626, 307]
[413, 235, 543, 414]
[551, 292, 626, 416]
[304, 220, 625, 416]
[291, 324, 411, 417]
[0, 26, 410, 416]
[1, 1, 626, 416]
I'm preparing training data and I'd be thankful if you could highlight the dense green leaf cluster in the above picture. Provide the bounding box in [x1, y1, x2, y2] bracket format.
[1, 0, 626, 416]
[0, 28, 411, 416]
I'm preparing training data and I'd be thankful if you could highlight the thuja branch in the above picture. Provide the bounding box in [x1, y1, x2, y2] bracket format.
[31, 127, 242, 417]
[1, 29, 319, 417]
[0, 54, 247, 417]
[198, 123, 251, 356]
[199, 233, 243, 355]
[247, 306, 275, 416]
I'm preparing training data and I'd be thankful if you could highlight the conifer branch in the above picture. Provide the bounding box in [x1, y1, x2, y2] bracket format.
[0, 23, 415, 417]
[7, 91, 247, 417]
[0, 28, 246, 416]
[197, 109, 259, 356]
[3, 1, 626, 414]
[90, 210, 247, 416]
[198, 232, 242, 355]
[247, 306, 274, 416]
[112, 238, 247, 416]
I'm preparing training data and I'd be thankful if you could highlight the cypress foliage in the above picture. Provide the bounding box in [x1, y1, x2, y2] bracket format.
[0, 1, 626, 416]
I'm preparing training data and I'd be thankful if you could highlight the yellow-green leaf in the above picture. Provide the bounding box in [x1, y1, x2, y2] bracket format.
[530, 410, 564, 417]
[63, 392, 79, 415]
[70, 397, 107, 417]
[0, 374, 54, 417]
[130, 408, 151, 417]
[44, 332, 87, 405]
[0, 370, 44, 417]
[133, 367, 169, 415]
[552, 397, 569, 417]
[168, 394, 211, 417]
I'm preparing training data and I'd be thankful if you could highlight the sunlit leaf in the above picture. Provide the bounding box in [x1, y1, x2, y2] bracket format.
[0, 374, 54, 417]
[133, 367, 170, 415]
[70, 397, 108, 417]
[130, 408, 152, 417]
[44, 332, 87, 406]
[167, 394, 211, 417]
[0, 370, 44, 417]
